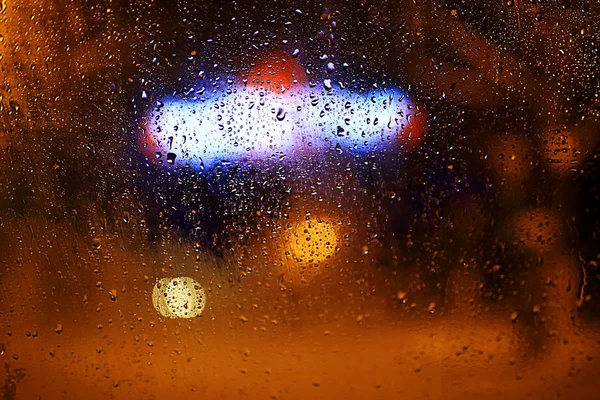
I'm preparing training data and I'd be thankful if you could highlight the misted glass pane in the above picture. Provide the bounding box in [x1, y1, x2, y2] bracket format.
[0, 0, 599, 398]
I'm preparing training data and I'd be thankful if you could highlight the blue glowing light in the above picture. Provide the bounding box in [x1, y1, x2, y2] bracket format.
[140, 83, 421, 169]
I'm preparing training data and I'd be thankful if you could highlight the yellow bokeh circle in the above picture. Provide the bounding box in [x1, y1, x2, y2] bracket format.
[152, 276, 206, 319]
[289, 218, 339, 264]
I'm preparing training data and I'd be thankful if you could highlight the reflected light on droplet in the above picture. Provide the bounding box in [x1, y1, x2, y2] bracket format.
[152, 276, 206, 319]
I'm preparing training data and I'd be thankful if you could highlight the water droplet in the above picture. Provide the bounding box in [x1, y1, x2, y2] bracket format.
[326, 62, 335, 72]
[167, 152, 177, 164]
[323, 79, 332, 90]
[396, 291, 407, 301]
[292, 49, 300, 58]
[276, 108, 287, 121]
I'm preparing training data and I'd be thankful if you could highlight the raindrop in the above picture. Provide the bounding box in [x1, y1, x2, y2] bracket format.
[276, 108, 287, 121]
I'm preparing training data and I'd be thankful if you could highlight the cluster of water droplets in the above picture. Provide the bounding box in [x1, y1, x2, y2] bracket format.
[140, 80, 416, 169]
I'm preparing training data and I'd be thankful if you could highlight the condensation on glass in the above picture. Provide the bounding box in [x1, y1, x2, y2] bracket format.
[0, 0, 599, 398]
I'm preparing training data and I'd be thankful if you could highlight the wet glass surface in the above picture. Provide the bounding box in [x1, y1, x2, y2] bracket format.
[0, 0, 599, 398]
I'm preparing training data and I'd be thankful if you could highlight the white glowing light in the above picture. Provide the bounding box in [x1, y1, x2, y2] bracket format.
[152, 276, 206, 319]
[141, 84, 415, 169]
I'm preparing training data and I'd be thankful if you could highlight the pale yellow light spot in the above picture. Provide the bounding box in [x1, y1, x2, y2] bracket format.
[152, 276, 206, 319]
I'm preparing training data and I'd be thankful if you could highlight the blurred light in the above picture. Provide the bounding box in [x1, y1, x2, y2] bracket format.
[289, 218, 339, 264]
[509, 209, 563, 253]
[140, 84, 423, 169]
[152, 276, 206, 319]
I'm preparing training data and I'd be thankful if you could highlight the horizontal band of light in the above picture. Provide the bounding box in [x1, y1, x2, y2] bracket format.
[140, 84, 416, 169]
